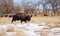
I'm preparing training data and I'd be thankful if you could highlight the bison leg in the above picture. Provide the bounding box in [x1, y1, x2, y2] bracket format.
[24, 20, 27, 23]
[28, 20, 30, 22]
[21, 20, 23, 23]
[12, 20, 13, 23]
[21, 20, 27, 23]
[11, 20, 16, 23]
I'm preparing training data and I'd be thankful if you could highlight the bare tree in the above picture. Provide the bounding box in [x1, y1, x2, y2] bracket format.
[47, 0, 60, 15]
[0, 0, 14, 14]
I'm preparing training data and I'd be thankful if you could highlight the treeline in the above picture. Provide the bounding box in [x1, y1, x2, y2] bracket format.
[0, 0, 60, 16]
[0, 0, 14, 14]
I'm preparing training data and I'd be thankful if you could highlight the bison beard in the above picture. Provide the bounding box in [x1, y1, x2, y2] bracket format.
[12, 15, 31, 23]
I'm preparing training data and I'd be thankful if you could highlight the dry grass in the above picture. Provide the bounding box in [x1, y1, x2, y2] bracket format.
[0, 16, 60, 24]
[15, 29, 29, 36]
[0, 29, 7, 36]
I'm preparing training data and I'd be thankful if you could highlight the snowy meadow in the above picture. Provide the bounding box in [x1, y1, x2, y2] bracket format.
[0, 16, 60, 36]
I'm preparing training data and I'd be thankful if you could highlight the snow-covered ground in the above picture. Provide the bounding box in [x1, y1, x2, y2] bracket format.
[0, 23, 60, 36]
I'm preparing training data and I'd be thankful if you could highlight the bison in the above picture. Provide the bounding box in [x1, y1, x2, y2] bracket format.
[20, 15, 32, 23]
[12, 13, 32, 23]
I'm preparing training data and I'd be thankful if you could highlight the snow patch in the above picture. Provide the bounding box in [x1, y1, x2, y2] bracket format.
[0, 23, 60, 36]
